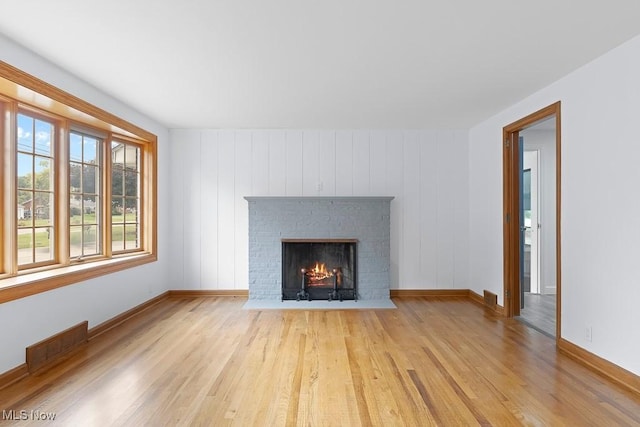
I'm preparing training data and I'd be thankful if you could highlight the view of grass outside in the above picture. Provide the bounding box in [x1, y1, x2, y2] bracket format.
[18, 214, 135, 249]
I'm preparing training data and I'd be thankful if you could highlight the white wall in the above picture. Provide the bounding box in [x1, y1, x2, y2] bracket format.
[469, 34, 640, 375]
[0, 34, 171, 373]
[169, 129, 470, 293]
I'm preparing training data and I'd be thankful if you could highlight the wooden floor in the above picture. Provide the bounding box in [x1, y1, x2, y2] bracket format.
[518, 293, 557, 337]
[2, 296, 640, 426]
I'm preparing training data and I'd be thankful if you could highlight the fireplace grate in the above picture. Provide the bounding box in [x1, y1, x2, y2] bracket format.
[281, 239, 357, 301]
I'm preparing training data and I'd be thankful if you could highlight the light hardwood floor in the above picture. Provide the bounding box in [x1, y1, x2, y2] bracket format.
[518, 292, 557, 337]
[1, 296, 639, 426]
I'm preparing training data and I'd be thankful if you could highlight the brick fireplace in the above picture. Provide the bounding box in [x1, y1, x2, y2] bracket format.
[245, 197, 393, 301]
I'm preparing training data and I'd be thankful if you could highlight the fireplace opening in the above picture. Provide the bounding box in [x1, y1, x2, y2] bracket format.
[282, 239, 357, 301]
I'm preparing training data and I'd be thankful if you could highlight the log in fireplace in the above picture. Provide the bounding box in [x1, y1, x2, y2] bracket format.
[281, 239, 357, 301]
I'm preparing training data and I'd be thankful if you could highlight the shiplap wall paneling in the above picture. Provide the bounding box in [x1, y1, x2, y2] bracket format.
[352, 131, 371, 195]
[269, 130, 287, 195]
[251, 131, 269, 195]
[419, 131, 438, 288]
[369, 132, 387, 194]
[200, 130, 220, 289]
[335, 131, 354, 196]
[453, 130, 470, 288]
[386, 131, 404, 288]
[169, 127, 470, 292]
[302, 131, 320, 196]
[169, 130, 186, 288]
[183, 130, 202, 289]
[436, 131, 456, 288]
[234, 131, 252, 289]
[402, 131, 422, 287]
[217, 131, 236, 287]
[318, 131, 337, 195]
[285, 131, 303, 196]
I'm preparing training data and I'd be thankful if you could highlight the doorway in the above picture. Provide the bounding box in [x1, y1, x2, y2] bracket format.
[522, 150, 539, 296]
[503, 102, 561, 341]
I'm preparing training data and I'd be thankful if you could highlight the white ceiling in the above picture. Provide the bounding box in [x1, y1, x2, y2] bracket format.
[1, 1, 640, 129]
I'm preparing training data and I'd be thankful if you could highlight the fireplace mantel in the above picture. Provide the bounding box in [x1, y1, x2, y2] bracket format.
[245, 196, 394, 301]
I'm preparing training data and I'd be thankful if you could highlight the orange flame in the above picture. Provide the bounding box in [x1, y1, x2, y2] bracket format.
[305, 262, 334, 284]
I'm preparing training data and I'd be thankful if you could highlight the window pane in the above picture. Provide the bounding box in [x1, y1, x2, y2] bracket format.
[83, 195, 97, 224]
[112, 141, 141, 253]
[112, 225, 124, 252]
[17, 114, 33, 152]
[125, 205, 138, 223]
[70, 195, 82, 224]
[17, 153, 32, 189]
[69, 131, 102, 260]
[70, 133, 82, 162]
[112, 197, 124, 219]
[34, 157, 53, 190]
[18, 230, 34, 265]
[34, 227, 54, 263]
[84, 137, 98, 164]
[34, 192, 54, 226]
[83, 225, 99, 256]
[125, 224, 139, 250]
[112, 169, 123, 196]
[83, 165, 98, 194]
[124, 171, 138, 197]
[70, 226, 82, 258]
[17, 113, 56, 268]
[70, 163, 82, 193]
[34, 119, 53, 156]
[18, 190, 32, 226]
[112, 142, 124, 165]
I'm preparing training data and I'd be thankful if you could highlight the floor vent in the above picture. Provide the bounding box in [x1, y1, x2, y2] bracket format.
[483, 290, 498, 310]
[26, 321, 88, 373]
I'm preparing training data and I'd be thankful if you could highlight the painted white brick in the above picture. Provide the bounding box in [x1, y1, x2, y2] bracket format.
[246, 197, 393, 300]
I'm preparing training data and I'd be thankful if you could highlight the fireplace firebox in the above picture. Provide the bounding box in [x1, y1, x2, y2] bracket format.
[282, 239, 357, 301]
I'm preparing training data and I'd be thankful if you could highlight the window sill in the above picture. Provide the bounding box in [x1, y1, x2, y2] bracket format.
[0, 253, 157, 304]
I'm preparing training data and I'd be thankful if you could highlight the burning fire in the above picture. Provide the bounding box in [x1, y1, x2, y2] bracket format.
[304, 262, 334, 284]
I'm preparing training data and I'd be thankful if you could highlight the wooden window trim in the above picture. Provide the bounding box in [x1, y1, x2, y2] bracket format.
[0, 61, 157, 304]
[69, 129, 104, 260]
[16, 110, 59, 269]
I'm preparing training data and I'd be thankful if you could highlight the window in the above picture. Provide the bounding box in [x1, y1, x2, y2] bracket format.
[17, 113, 56, 267]
[111, 141, 141, 252]
[0, 61, 157, 304]
[69, 131, 102, 259]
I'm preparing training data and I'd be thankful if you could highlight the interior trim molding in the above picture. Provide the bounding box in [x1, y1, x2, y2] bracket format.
[391, 289, 505, 315]
[88, 291, 169, 340]
[0, 60, 155, 141]
[0, 255, 157, 304]
[0, 363, 28, 391]
[468, 289, 484, 305]
[502, 101, 562, 342]
[390, 289, 469, 297]
[167, 290, 249, 298]
[558, 338, 640, 395]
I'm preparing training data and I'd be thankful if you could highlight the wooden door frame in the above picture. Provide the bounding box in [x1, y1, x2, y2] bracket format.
[503, 101, 561, 341]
